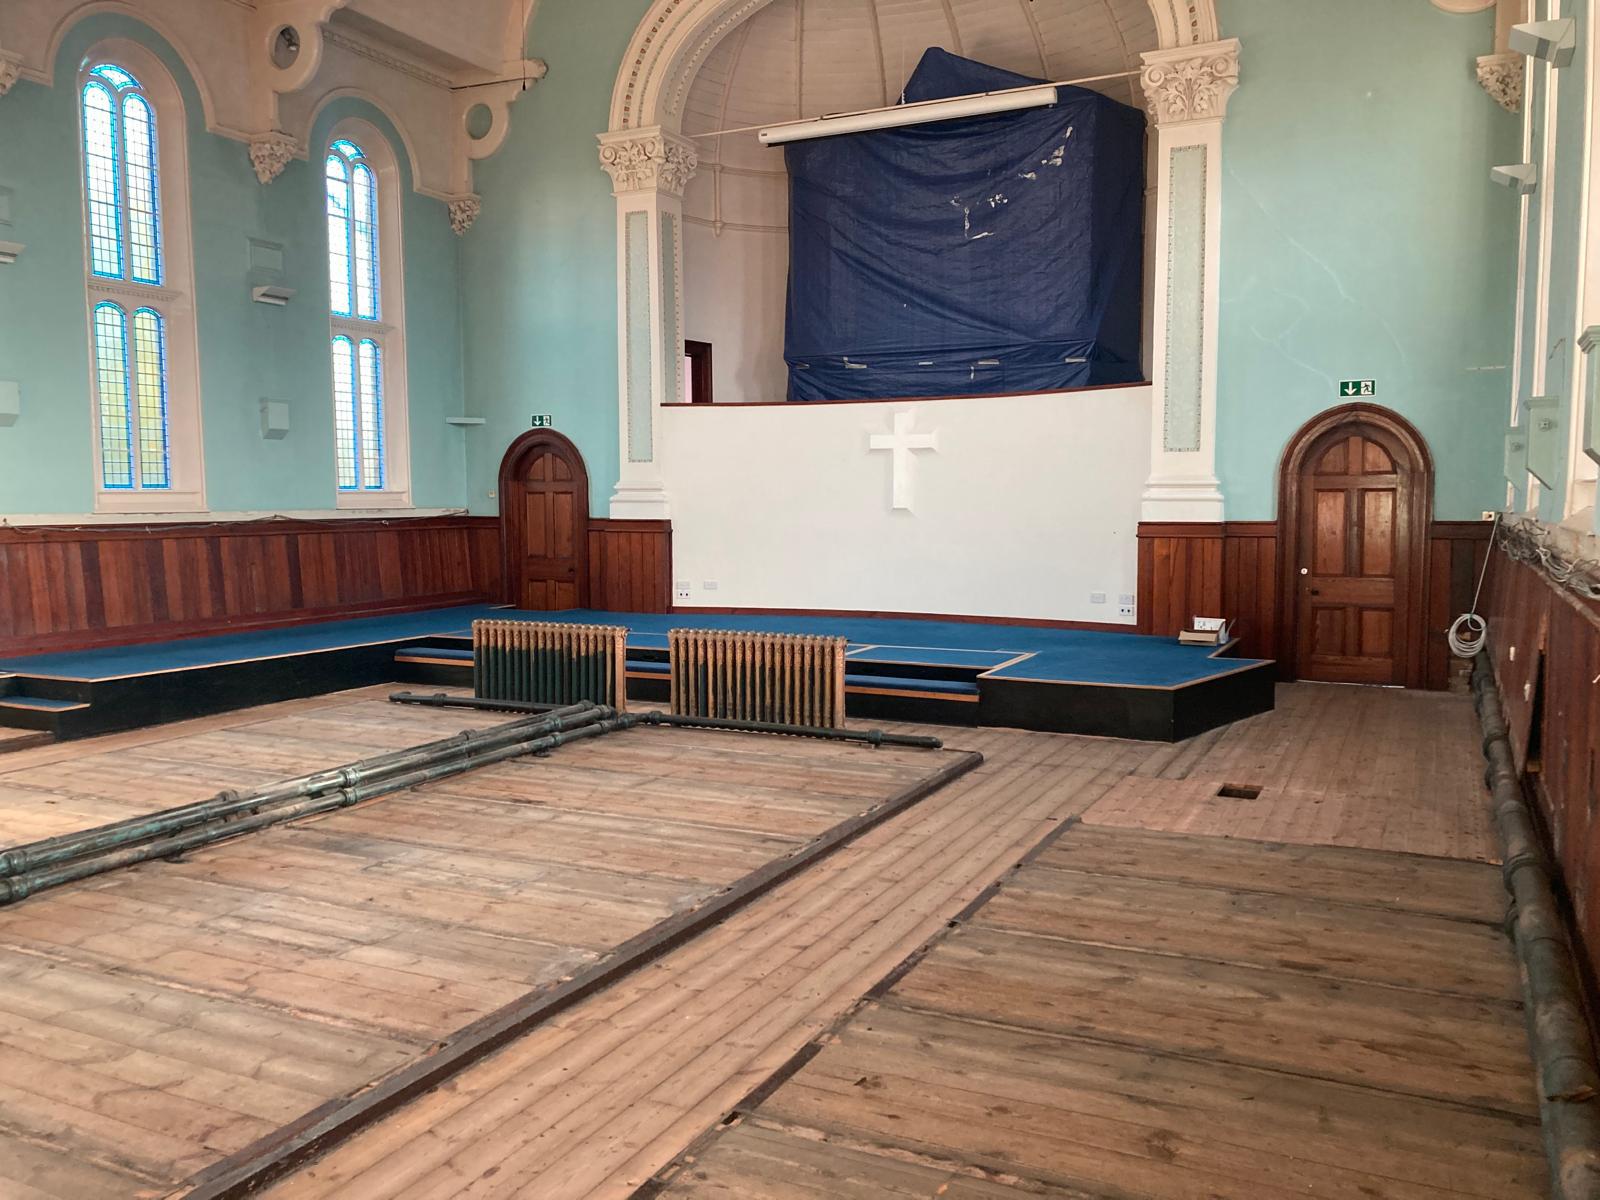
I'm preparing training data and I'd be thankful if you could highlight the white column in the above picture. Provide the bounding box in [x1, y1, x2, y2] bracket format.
[1139, 39, 1239, 523]
[598, 126, 697, 519]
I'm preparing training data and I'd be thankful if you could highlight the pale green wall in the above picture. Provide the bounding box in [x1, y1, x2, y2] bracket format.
[1214, 0, 1520, 520]
[458, 0, 653, 515]
[0, 13, 467, 516]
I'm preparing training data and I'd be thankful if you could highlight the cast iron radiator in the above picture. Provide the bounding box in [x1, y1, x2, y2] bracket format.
[668, 630, 848, 727]
[473, 619, 628, 708]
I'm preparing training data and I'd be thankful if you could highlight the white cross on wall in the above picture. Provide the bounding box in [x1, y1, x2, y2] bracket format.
[868, 410, 939, 512]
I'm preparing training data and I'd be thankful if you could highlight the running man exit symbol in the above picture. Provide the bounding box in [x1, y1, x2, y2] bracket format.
[1339, 380, 1376, 397]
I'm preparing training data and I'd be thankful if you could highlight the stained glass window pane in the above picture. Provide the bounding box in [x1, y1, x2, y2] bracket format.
[352, 163, 379, 320]
[93, 303, 133, 489]
[332, 336, 358, 489]
[82, 82, 123, 278]
[123, 93, 161, 285]
[326, 155, 352, 317]
[357, 338, 384, 490]
[131, 308, 171, 489]
[90, 64, 138, 88]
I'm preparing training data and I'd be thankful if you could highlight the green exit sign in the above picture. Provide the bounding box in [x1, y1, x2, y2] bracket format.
[530, 414, 553, 428]
[1339, 380, 1376, 398]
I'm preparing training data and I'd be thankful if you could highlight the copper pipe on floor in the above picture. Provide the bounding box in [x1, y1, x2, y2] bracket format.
[1472, 653, 1600, 1200]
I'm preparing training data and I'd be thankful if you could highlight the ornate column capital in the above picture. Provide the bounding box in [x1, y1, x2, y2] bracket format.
[448, 195, 482, 236]
[1139, 38, 1241, 126]
[1476, 51, 1524, 113]
[597, 126, 698, 198]
[248, 133, 300, 185]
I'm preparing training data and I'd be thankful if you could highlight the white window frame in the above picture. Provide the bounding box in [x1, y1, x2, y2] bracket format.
[325, 117, 411, 510]
[1568, 0, 1599, 520]
[78, 39, 205, 514]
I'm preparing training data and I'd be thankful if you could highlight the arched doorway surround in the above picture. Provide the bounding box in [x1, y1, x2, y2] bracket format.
[498, 430, 591, 610]
[595, 0, 1237, 522]
[1277, 404, 1435, 689]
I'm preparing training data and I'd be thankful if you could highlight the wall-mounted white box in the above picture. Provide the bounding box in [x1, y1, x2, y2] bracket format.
[260, 398, 290, 440]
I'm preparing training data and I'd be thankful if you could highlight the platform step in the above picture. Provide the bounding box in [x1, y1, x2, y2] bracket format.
[394, 647, 474, 666]
[845, 673, 979, 698]
[0, 695, 92, 713]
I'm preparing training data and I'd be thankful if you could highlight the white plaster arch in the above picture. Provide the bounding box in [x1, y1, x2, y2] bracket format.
[607, 0, 1223, 133]
[597, 0, 1238, 524]
[293, 85, 428, 197]
[24, 0, 239, 134]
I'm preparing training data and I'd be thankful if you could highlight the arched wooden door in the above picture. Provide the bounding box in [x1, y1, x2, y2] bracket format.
[1278, 405, 1433, 688]
[499, 431, 590, 610]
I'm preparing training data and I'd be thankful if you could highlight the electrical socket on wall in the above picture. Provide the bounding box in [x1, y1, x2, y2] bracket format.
[703, 580, 719, 591]
[674, 580, 691, 601]
[1090, 592, 1107, 605]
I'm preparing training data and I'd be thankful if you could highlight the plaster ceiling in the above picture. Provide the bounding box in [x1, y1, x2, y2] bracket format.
[683, 0, 1159, 162]
[331, 0, 528, 75]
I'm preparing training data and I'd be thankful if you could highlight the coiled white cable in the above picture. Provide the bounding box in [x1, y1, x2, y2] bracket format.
[1448, 611, 1487, 658]
[1448, 512, 1500, 658]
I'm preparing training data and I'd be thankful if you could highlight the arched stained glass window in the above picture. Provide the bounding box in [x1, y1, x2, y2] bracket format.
[330, 334, 384, 491]
[81, 58, 183, 502]
[326, 139, 379, 321]
[81, 63, 161, 285]
[90, 301, 170, 490]
[326, 136, 388, 493]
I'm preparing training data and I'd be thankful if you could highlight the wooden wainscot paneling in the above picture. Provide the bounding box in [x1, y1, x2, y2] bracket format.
[1140, 518, 1490, 687]
[1483, 541, 1600, 999]
[587, 519, 673, 613]
[1137, 522, 1278, 661]
[1424, 521, 1495, 692]
[0, 515, 501, 656]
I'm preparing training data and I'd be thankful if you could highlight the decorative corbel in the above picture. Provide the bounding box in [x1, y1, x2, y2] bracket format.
[0, 50, 22, 97]
[1444, 0, 1528, 112]
[248, 132, 300, 184]
[447, 196, 482, 235]
[1476, 51, 1524, 112]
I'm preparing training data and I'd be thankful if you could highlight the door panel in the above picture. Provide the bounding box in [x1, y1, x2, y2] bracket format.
[1294, 428, 1414, 685]
[501, 439, 588, 611]
[1313, 492, 1346, 574]
[1360, 491, 1394, 576]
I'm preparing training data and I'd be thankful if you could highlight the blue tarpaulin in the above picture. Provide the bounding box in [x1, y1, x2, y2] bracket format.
[783, 48, 1146, 402]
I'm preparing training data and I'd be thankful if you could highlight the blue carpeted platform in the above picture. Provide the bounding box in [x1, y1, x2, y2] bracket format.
[0, 604, 1264, 689]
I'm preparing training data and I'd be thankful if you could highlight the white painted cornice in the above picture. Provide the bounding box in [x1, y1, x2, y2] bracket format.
[0, 0, 543, 226]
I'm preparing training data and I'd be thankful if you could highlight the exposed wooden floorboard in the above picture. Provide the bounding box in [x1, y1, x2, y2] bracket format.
[648, 823, 1542, 1200]
[0, 681, 1538, 1198]
[0, 688, 959, 1198]
[1076, 683, 1499, 861]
